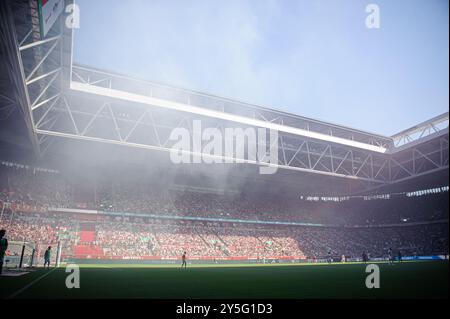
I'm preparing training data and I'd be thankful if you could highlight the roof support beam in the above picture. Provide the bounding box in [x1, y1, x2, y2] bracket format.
[70, 81, 388, 154]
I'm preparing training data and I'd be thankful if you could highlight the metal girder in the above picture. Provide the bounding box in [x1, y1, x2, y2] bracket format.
[70, 80, 389, 154]
[1, 0, 65, 156]
[31, 90, 446, 185]
[19, 34, 61, 52]
[2, 0, 448, 192]
[29, 58, 449, 187]
[0, 0, 40, 154]
[71, 65, 393, 151]
[391, 112, 449, 149]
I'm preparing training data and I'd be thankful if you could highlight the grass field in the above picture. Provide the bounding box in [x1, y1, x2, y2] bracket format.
[0, 260, 447, 299]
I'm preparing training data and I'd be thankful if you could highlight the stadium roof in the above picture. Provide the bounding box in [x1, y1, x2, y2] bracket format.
[0, 0, 448, 195]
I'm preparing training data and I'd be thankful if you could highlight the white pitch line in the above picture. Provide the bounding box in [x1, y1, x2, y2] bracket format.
[7, 267, 58, 299]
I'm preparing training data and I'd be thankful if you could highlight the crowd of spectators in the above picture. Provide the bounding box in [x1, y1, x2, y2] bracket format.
[0, 211, 77, 261]
[2, 163, 448, 226]
[0, 163, 448, 261]
[0, 210, 447, 260]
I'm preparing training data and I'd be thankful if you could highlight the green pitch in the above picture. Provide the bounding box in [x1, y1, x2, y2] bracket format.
[0, 261, 447, 299]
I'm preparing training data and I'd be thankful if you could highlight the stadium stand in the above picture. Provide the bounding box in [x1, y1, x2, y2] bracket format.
[0, 163, 448, 262]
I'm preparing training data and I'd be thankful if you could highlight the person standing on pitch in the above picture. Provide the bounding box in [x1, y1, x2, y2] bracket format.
[44, 246, 51, 269]
[387, 248, 393, 265]
[327, 249, 332, 263]
[0, 229, 8, 275]
[397, 250, 402, 263]
[362, 251, 368, 264]
[181, 251, 187, 269]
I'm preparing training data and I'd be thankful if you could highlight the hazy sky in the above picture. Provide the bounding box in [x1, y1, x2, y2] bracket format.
[73, 0, 449, 136]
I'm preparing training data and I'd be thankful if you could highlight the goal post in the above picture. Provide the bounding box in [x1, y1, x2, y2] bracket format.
[4, 241, 35, 269]
[35, 241, 62, 267]
[56, 241, 62, 267]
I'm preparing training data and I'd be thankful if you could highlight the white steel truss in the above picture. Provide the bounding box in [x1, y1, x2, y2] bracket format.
[391, 112, 449, 150]
[1, 0, 449, 190]
[33, 89, 449, 185]
[0, 0, 65, 156]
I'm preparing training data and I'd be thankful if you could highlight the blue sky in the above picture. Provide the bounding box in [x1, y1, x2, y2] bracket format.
[73, 0, 449, 136]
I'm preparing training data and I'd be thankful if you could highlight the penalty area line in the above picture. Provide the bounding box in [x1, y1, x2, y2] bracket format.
[7, 267, 58, 299]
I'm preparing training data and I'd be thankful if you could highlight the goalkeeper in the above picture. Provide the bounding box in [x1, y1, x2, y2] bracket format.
[44, 246, 52, 269]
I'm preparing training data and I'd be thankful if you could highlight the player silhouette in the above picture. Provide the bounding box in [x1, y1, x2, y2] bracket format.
[181, 251, 187, 269]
